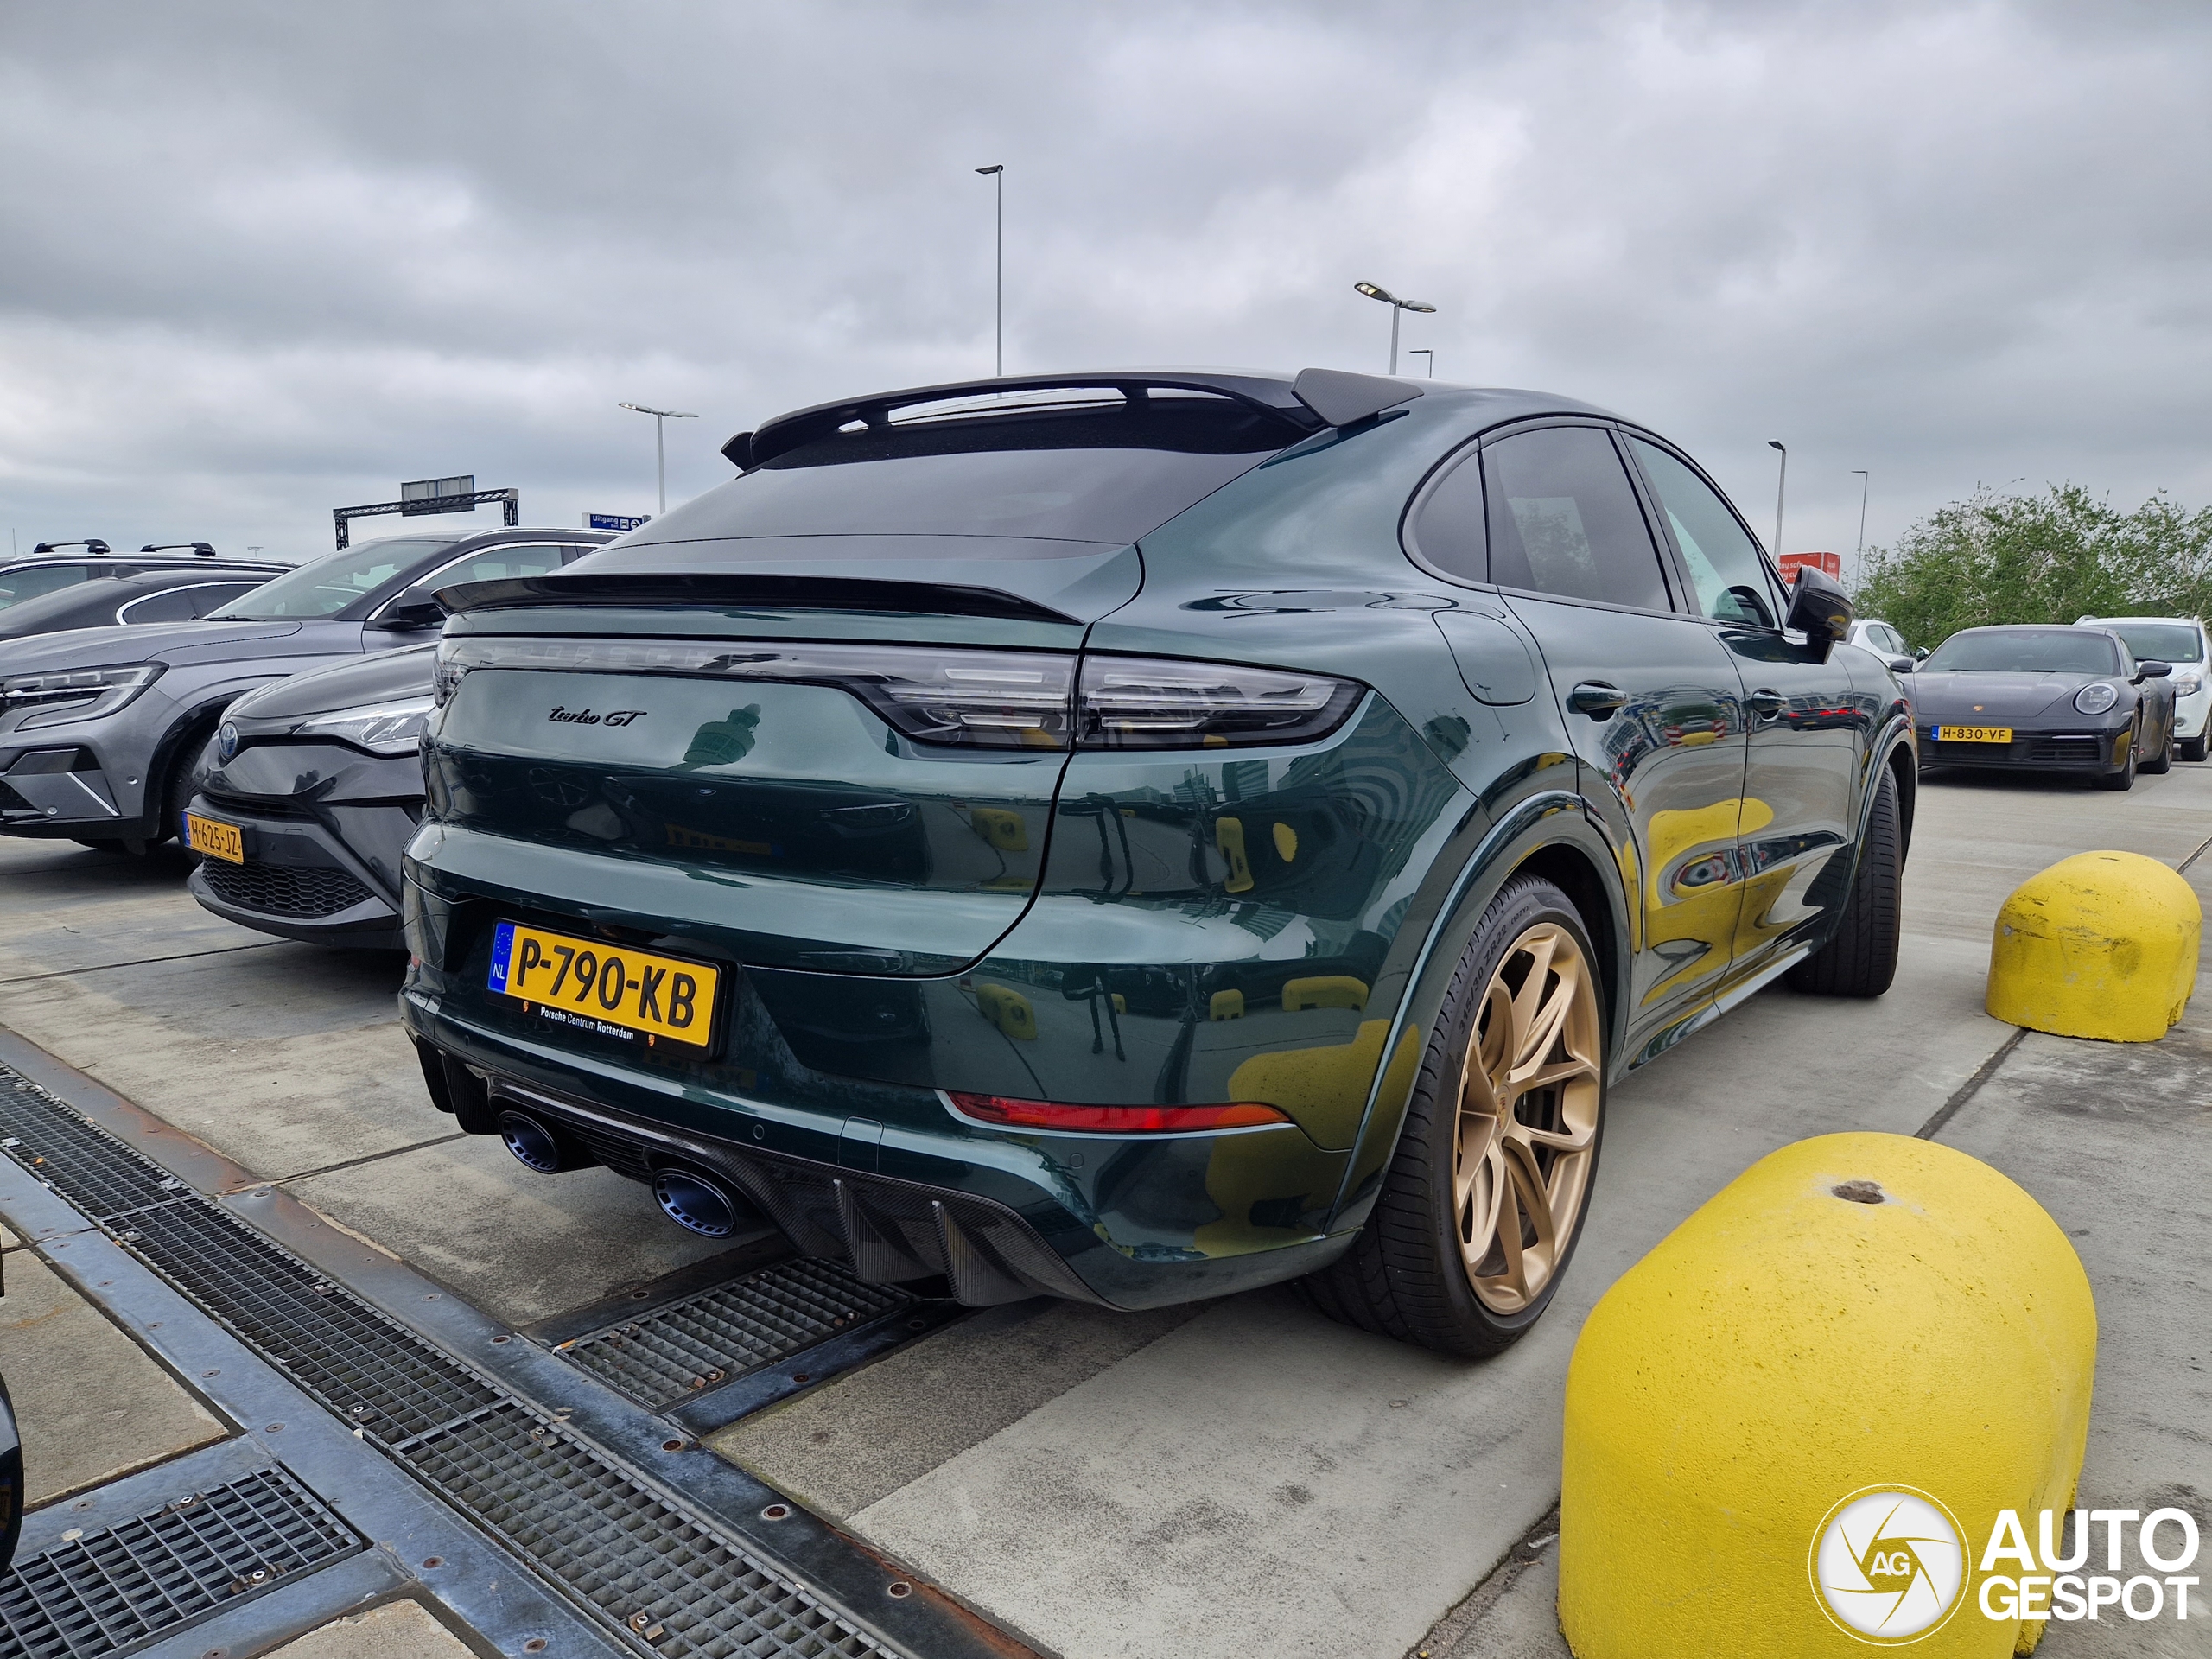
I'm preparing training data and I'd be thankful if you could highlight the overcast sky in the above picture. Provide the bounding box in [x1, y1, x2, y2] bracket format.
[4, 1, 2209, 574]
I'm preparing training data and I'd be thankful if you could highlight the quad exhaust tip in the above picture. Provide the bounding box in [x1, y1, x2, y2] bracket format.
[652, 1167, 743, 1237]
[498, 1110, 594, 1175]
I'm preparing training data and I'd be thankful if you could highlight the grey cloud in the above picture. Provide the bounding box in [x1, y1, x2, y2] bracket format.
[3, 0, 2210, 572]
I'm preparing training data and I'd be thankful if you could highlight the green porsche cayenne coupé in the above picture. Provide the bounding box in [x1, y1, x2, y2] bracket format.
[399, 368, 1913, 1356]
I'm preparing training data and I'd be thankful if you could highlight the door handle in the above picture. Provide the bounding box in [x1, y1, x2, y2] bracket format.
[1749, 689, 1788, 721]
[1567, 681, 1628, 719]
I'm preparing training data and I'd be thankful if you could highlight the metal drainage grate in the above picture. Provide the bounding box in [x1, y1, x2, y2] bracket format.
[563, 1258, 911, 1411]
[0, 1465, 358, 1659]
[0, 1065, 902, 1659]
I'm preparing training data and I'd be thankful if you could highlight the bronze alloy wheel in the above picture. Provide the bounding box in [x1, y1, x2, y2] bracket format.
[1296, 874, 1610, 1356]
[1453, 921, 1601, 1314]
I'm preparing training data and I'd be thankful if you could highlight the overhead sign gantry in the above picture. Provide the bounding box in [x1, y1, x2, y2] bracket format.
[333, 476, 518, 549]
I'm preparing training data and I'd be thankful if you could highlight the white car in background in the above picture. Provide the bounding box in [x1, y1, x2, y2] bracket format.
[2075, 615, 2210, 760]
[1847, 618, 1917, 668]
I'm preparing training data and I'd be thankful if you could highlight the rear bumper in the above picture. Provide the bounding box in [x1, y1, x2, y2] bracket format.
[401, 991, 1351, 1310]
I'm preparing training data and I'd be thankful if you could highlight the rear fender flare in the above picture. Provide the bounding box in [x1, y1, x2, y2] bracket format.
[1322, 790, 1626, 1236]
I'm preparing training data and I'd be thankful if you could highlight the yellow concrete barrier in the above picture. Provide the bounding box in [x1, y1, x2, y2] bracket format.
[1560, 1133, 2094, 1658]
[974, 983, 1037, 1040]
[1985, 851, 2198, 1041]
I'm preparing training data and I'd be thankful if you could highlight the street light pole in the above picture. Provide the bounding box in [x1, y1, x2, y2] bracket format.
[1767, 440, 1789, 560]
[1354, 282, 1438, 376]
[1851, 468, 1870, 573]
[976, 164, 1004, 376]
[619, 403, 700, 515]
[1408, 349, 1434, 378]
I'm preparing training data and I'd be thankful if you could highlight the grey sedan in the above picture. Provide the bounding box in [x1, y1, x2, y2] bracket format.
[0, 527, 612, 851]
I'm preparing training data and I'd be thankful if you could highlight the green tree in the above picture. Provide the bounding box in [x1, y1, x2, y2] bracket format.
[1853, 485, 2212, 649]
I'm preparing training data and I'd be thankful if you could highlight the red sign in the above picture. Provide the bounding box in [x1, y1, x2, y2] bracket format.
[1778, 551, 1842, 581]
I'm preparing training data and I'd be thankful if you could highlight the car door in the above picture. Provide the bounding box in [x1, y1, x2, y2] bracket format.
[1624, 435, 1862, 992]
[1475, 422, 1755, 1050]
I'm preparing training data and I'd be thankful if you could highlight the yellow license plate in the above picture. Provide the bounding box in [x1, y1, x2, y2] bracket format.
[487, 920, 720, 1052]
[1936, 726, 2012, 744]
[183, 812, 245, 864]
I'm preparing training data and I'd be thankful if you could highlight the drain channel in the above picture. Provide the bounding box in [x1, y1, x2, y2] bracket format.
[0, 1465, 358, 1659]
[0, 1065, 904, 1659]
[562, 1259, 912, 1412]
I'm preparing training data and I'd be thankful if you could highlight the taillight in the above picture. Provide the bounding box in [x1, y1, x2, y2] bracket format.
[946, 1091, 1291, 1134]
[433, 635, 1072, 750]
[1075, 655, 1363, 750]
[433, 635, 1364, 753]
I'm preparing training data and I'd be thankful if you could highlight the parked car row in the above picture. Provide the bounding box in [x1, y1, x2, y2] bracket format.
[13, 366, 2192, 1360]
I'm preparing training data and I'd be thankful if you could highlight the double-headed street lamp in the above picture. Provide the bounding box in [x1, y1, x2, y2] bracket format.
[1354, 282, 1437, 376]
[620, 403, 698, 515]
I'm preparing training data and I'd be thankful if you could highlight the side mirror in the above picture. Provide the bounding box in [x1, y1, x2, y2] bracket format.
[369, 599, 446, 632]
[1783, 564, 1853, 661]
[2135, 660, 2173, 682]
[1915, 647, 1930, 661]
[1887, 655, 1916, 675]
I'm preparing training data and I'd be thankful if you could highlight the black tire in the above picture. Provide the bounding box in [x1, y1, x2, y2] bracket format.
[2094, 732, 2137, 791]
[2182, 733, 2209, 763]
[2141, 708, 2177, 774]
[1297, 875, 1606, 1357]
[1786, 765, 1902, 997]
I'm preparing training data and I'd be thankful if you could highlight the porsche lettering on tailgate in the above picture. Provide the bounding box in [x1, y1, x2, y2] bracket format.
[487, 920, 719, 1051]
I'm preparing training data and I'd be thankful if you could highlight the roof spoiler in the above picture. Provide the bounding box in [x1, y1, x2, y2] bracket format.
[1289, 367, 1423, 429]
[717, 366, 1421, 471]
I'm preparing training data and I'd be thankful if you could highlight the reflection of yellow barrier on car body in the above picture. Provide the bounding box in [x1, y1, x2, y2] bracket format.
[1282, 976, 1368, 1013]
[1214, 816, 1255, 893]
[1209, 989, 1245, 1021]
[967, 807, 1028, 851]
[974, 983, 1037, 1040]
[1986, 851, 2199, 1042]
[1560, 1133, 2094, 1658]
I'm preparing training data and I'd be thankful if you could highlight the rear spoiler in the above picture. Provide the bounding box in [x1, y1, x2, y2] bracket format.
[435, 569, 1082, 626]
[718, 366, 1419, 471]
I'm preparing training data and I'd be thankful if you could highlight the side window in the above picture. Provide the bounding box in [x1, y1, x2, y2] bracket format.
[1408, 451, 1487, 582]
[1627, 437, 1783, 628]
[190, 582, 258, 616]
[429, 542, 572, 586]
[0, 563, 92, 612]
[118, 588, 201, 624]
[1480, 427, 1671, 610]
[390, 543, 571, 609]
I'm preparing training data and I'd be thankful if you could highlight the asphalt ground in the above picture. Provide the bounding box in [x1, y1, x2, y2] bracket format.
[1, 761, 2208, 1657]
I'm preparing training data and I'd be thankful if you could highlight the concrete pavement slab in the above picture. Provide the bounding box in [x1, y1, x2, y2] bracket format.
[262, 1598, 480, 1658]
[715, 1298, 1207, 1521]
[0, 840, 270, 977]
[0, 952, 450, 1181]
[280, 1133, 733, 1326]
[0, 1246, 226, 1507]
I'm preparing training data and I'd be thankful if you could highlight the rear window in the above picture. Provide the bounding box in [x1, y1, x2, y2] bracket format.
[1923, 631, 2121, 674]
[2099, 622, 2202, 663]
[637, 390, 1306, 552]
